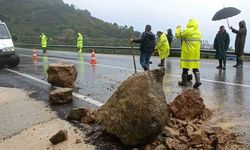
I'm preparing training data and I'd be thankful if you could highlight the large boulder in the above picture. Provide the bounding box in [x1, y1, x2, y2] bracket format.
[169, 89, 211, 120]
[96, 69, 169, 145]
[47, 63, 78, 88]
[49, 88, 73, 105]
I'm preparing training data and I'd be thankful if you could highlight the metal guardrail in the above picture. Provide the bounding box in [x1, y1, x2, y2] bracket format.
[15, 43, 250, 56]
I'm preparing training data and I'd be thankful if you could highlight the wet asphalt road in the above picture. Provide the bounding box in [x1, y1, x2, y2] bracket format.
[1, 48, 250, 143]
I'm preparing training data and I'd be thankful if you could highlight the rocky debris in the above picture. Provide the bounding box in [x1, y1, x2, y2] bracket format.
[81, 113, 96, 124]
[49, 130, 68, 145]
[169, 89, 212, 120]
[141, 116, 245, 150]
[76, 77, 245, 149]
[49, 88, 73, 105]
[47, 63, 77, 88]
[67, 107, 91, 121]
[66, 107, 96, 124]
[96, 69, 169, 145]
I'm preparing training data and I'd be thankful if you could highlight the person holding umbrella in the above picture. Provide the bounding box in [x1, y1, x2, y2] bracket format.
[130, 25, 155, 71]
[175, 19, 202, 88]
[213, 25, 230, 70]
[230, 20, 247, 68]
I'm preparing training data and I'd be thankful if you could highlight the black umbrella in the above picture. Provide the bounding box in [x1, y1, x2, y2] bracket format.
[212, 7, 241, 27]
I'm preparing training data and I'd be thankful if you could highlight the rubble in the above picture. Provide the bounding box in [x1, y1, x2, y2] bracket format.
[64, 71, 245, 149]
[168, 89, 212, 120]
[67, 107, 91, 121]
[66, 107, 96, 124]
[141, 90, 246, 150]
[49, 88, 73, 105]
[47, 63, 78, 88]
[49, 130, 68, 145]
[96, 69, 169, 145]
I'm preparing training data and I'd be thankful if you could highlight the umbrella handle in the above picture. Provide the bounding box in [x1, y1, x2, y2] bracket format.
[227, 18, 230, 28]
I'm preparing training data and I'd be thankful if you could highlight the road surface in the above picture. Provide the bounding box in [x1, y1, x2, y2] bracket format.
[1, 47, 250, 144]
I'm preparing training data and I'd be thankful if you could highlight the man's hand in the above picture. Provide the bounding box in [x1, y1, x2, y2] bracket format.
[230, 26, 233, 30]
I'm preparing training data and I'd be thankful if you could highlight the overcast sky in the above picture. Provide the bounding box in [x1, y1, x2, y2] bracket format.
[63, 0, 249, 52]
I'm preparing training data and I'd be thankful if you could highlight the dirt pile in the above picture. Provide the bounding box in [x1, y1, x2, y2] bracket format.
[144, 117, 245, 150]
[168, 89, 212, 120]
[135, 89, 245, 150]
[95, 69, 169, 145]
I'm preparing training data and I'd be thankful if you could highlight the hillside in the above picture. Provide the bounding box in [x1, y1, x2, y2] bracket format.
[0, 0, 140, 46]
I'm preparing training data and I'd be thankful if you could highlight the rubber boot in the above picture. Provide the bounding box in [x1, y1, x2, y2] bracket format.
[193, 72, 202, 88]
[158, 59, 165, 67]
[222, 59, 226, 70]
[78, 48, 83, 53]
[178, 74, 188, 86]
[237, 59, 243, 68]
[216, 59, 222, 69]
[233, 57, 239, 67]
[187, 74, 193, 81]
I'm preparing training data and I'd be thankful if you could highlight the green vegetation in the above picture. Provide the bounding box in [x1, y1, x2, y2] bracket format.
[0, 0, 140, 46]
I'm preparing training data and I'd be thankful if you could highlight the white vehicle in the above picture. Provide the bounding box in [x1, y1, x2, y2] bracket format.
[0, 20, 20, 68]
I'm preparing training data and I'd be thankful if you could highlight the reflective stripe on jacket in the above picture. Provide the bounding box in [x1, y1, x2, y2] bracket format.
[155, 33, 170, 60]
[175, 19, 202, 69]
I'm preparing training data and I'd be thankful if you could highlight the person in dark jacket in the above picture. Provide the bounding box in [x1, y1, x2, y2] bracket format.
[230, 20, 247, 68]
[167, 29, 173, 56]
[213, 26, 230, 70]
[167, 28, 173, 47]
[131, 25, 155, 71]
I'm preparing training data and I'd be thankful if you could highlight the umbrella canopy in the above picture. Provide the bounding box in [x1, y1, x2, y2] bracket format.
[212, 7, 241, 21]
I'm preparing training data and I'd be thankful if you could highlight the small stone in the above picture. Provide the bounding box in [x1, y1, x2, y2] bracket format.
[186, 125, 194, 137]
[154, 144, 167, 150]
[49, 130, 68, 145]
[162, 126, 179, 138]
[75, 139, 82, 144]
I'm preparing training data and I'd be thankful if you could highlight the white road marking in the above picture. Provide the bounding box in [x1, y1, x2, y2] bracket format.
[18, 53, 250, 88]
[5, 68, 50, 86]
[167, 74, 250, 88]
[4, 68, 104, 107]
[72, 93, 103, 107]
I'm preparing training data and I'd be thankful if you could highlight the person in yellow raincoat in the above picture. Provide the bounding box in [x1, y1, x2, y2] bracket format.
[40, 33, 47, 54]
[175, 19, 202, 88]
[77, 33, 83, 53]
[155, 31, 170, 67]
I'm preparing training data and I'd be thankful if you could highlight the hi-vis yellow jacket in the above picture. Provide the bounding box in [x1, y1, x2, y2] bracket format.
[175, 19, 202, 69]
[77, 33, 83, 48]
[41, 33, 47, 48]
[155, 33, 170, 60]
